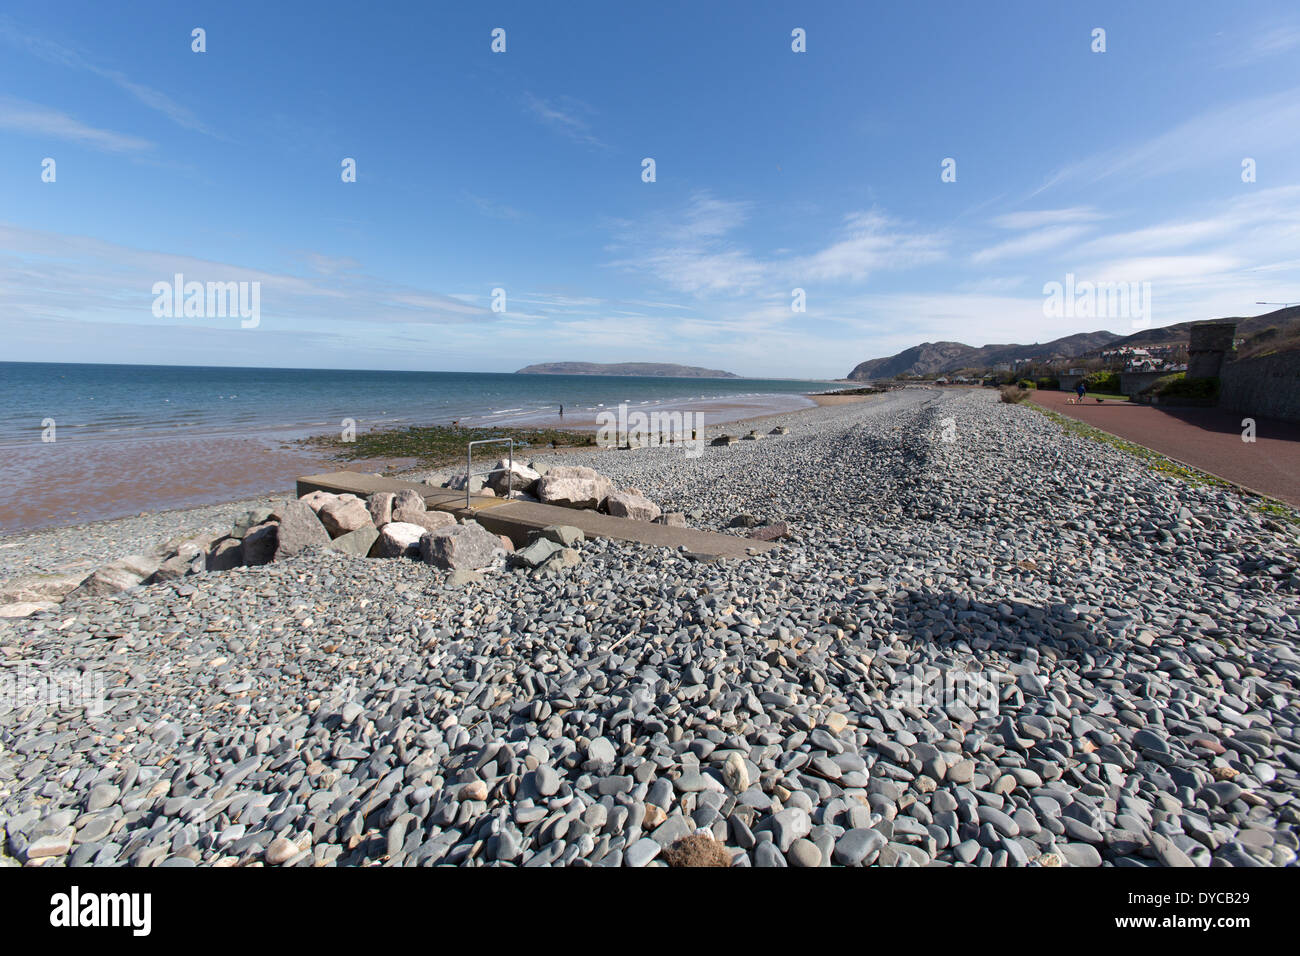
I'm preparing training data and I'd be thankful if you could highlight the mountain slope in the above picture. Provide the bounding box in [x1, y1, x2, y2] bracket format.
[847, 307, 1300, 379]
[1086, 306, 1300, 354]
[847, 331, 1122, 380]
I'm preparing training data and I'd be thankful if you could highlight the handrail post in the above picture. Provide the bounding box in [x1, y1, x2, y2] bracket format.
[465, 437, 517, 510]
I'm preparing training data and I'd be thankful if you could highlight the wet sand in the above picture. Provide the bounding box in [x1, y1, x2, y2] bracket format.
[0, 392, 835, 535]
[0, 435, 416, 535]
[809, 393, 882, 407]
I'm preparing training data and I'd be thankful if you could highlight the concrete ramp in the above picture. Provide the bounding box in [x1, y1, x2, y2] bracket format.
[296, 472, 776, 559]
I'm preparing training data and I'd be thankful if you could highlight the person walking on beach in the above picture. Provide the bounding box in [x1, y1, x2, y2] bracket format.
[559, 403, 564, 419]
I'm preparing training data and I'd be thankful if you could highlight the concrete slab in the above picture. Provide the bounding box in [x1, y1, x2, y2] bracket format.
[296, 471, 777, 559]
[468, 500, 776, 558]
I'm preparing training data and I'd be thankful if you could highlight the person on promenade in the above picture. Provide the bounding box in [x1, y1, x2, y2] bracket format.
[1075, 381, 1087, 404]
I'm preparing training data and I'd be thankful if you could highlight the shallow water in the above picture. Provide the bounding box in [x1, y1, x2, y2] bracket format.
[0, 362, 834, 533]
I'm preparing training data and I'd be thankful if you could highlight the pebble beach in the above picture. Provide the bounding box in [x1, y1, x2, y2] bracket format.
[2, 387, 1298, 867]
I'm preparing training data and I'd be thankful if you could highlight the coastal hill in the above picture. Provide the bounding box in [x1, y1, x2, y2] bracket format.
[847, 331, 1121, 380]
[1089, 306, 1300, 360]
[847, 306, 1300, 379]
[516, 362, 739, 378]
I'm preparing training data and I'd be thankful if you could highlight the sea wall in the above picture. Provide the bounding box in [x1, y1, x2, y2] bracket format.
[1119, 371, 1169, 396]
[1188, 322, 1237, 379]
[1219, 352, 1300, 424]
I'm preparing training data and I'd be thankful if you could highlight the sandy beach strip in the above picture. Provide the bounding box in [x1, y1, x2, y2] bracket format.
[0, 391, 836, 537]
[0, 395, 848, 577]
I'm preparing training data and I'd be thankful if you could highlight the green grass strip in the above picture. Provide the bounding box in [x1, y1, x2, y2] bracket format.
[300, 424, 597, 469]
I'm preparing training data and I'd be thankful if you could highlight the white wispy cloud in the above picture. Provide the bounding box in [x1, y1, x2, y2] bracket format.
[1212, 19, 1300, 64]
[971, 225, 1092, 265]
[1075, 185, 1300, 258]
[523, 92, 607, 149]
[1031, 88, 1300, 193]
[609, 196, 948, 295]
[463, 191, 523, 221]
[0, 223, 489, 328]
[793, 212, 947, 282]
[0, 18, 213, 135]
[0, 96, 153, 152]
[1252, 23, 1300, 56]
[991, 207, 1105, 230]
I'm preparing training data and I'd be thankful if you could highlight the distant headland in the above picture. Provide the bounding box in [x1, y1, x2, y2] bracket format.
[516, 362, 740, 378]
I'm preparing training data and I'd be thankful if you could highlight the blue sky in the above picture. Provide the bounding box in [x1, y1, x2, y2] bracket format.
[1, 1, 1298, 378]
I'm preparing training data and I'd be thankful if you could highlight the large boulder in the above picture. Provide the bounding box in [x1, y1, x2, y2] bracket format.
[67, 554, 161, 599]
[605, 490, 662, 522]
[538, 525, 584, 547]
[510, 538, 563, 569]
[153, 548, 205, 582]
[241, 522, 279, 566]
[444, 473, 487, 494]
[392, 489, 426, 514]
[329, 525, 380, 558]
[366, 492, 394, 527]
[151, 530, 221, 561]
[540, 548, 581, 573]
[273, 501, 333, 558]
[392, 507, 455, 534]
[419, 522, 505, 570]
[536, 466, 613, 510]
[0, 571, 89, 604]
[298, 490, 340, 513]
[654, 512, 687, 527]
[317, 497, 373, 538]
[231, 507, 274, 539]
[371, 521, 426, 558]
[207, 538, 244, 571]
[0, 602, 58, 618]
[486, 459, 541, 496]
[544, 465, 613, 490]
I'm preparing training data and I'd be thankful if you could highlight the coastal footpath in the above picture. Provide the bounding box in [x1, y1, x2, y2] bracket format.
[1, 388, 1297, 867]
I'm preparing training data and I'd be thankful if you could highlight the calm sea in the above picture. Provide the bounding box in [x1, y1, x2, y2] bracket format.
[0, 362, 837, 446]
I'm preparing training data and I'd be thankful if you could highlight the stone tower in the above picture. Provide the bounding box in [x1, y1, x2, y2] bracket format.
[1187, 322, 1236, 379]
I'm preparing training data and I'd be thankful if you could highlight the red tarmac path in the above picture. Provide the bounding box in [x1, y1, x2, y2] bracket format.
[1030, 390, 1300, 508]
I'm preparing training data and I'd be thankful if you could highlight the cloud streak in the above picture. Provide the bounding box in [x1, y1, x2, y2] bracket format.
[609, 195, 948, 295]
[0, 96, 153, 152]
[523, 92, 607, 149]
[0, 223, 490, 329]
[0, 17, 213, 135]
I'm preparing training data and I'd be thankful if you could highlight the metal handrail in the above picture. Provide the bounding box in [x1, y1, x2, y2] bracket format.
[465, 438, 514, 508]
